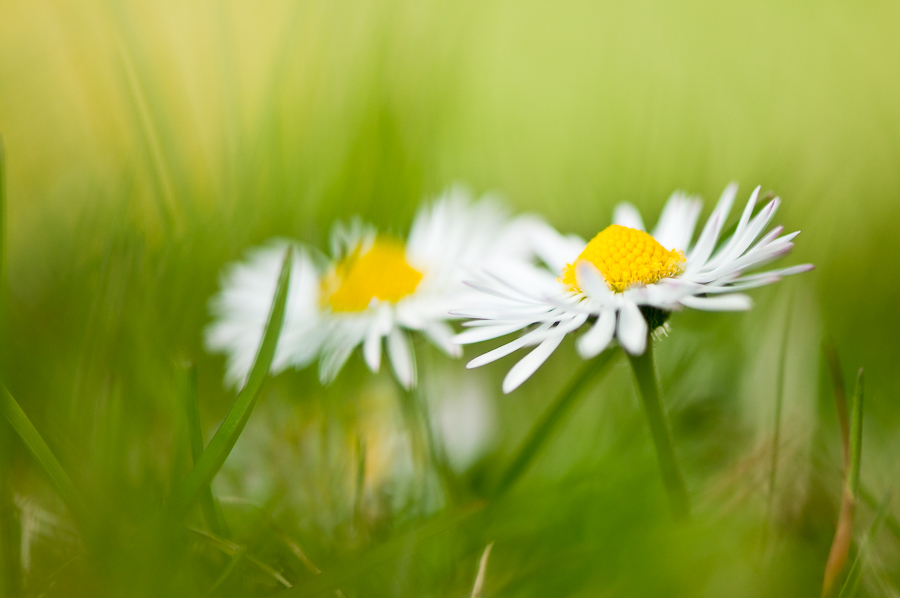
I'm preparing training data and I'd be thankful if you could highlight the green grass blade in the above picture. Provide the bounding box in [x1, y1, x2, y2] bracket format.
[848, 369, 864, 498]
[1, 384, 87, 521]
[179, 363, 228, 536]
[171, 248, 292, 519]
[494, 348, 619, 498]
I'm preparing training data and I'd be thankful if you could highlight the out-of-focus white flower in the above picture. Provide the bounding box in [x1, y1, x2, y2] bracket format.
[205, 185, 540, 389]
[455, 184, 813, 393]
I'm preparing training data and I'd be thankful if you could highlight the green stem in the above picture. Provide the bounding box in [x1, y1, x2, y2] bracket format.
[626, 338, 690, 520]
[494, 348, 619, 497]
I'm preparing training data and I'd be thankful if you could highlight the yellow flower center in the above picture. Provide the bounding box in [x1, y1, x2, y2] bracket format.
[321, 237, 423, 312]
[560, 225, 685, 293]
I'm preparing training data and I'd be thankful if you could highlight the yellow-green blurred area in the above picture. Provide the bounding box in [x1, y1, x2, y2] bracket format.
[2, 0, 900, 596]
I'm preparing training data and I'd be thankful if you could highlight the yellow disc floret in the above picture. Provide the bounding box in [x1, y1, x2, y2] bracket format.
[560, 225, 684, 293]
[321, 237, 423, 312]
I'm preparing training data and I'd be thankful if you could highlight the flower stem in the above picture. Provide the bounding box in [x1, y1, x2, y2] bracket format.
[626, 338, 690, 520]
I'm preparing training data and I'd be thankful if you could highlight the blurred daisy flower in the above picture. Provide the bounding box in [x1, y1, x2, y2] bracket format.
[205, 186, 538, 389]
[455, 184, 813, 393]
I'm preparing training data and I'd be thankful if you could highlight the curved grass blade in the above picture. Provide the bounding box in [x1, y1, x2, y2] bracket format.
[1, 384, 87, 521]
[172, 248, 292, 519]
[493, 348, 619, 498]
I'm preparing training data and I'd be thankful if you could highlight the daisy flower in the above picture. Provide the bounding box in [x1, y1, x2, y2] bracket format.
[455, 184, 813, 393]
[205, 186, 539, 389]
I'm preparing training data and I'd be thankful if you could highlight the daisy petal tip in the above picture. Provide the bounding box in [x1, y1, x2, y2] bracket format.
[575, 340, 601, 360]
[501, 377, 522, 395]
[621, 336, 647, 356]
[466, 356, 486, 369]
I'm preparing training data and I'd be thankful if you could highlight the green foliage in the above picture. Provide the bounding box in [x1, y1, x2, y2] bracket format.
[1, 0, 899, 596]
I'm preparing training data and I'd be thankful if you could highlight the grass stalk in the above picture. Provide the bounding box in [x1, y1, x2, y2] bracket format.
[493, 348, 619, 498]
[179, 363, 228, 536]
[626, 338, 690, 520]
[171, 248, 292, 519]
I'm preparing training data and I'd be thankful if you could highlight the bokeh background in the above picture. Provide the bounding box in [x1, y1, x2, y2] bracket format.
[2, 0, 900, 596]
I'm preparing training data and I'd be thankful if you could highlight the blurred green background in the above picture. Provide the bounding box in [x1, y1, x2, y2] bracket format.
[2, 0, 900, 596]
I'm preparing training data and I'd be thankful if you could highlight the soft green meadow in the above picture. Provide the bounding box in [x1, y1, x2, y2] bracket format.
[2, 0, 900, 596]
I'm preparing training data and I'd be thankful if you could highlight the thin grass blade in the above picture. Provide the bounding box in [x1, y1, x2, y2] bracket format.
[1, 385, 87, 521]
[172, 248, 292, 519]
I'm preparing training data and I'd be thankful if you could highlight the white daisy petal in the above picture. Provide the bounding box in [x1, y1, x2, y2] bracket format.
[652, 192, 703, 251]
[575, 262, 615, 302]
[616, 302, 648, 355]
[363, 325, 383, 373]
[686, 183, 737, 271]
[703, 197, 780, 274]
[388, 327, 416, 389]
[714, 186, 761, 259]
[319, 338, 358, 384]
[531, 224, 586, 273]
[467, 322, 554, 368]
[502, 332, 567, 394]
[613, 202, 646, 231]
[680, 294, 753, 311]
[454, 322, 533, 344]
[576, 309, 617, 359]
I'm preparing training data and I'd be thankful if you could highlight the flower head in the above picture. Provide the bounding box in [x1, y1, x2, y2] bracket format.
[205, 186, 538, 389]
[454, 184, 813, 393]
